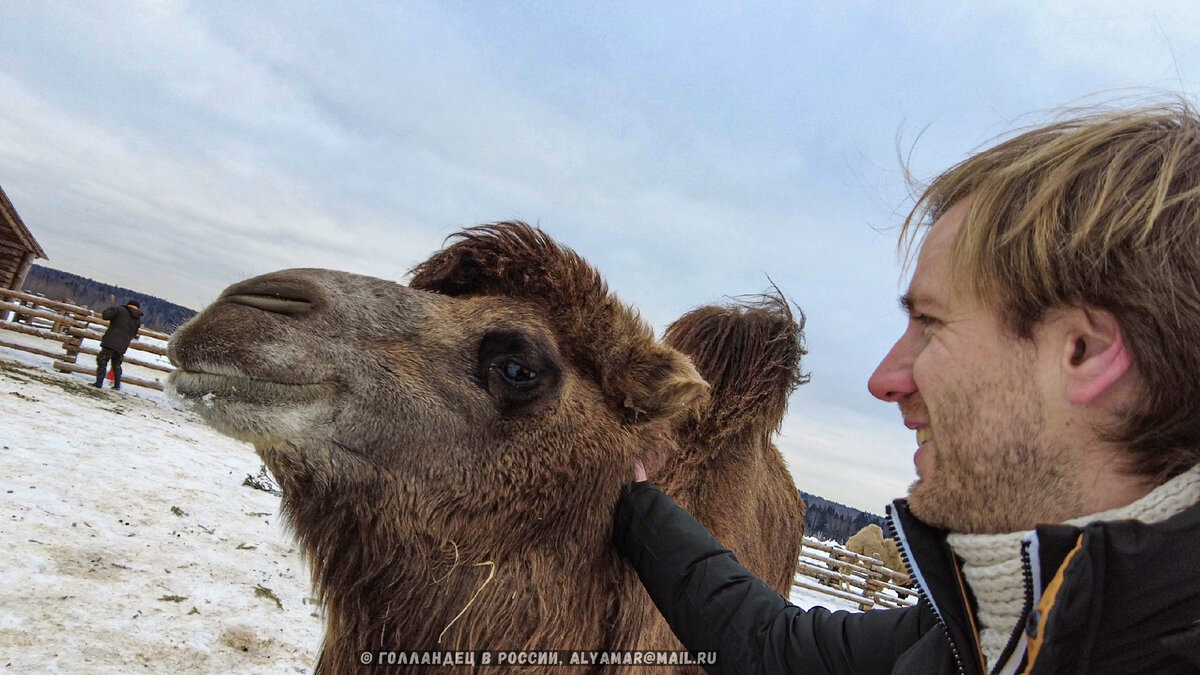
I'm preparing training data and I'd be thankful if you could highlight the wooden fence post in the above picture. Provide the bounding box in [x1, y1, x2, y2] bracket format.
[62, 335, 82, 364]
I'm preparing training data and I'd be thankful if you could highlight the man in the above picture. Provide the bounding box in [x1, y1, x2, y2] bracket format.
[615, 104, 1200, 673]
[94, 300, 143, 390]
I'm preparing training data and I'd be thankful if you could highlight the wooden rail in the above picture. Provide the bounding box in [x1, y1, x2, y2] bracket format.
[66, 326, 169, 357]
[1, 288, 172, 341]
[50, 360, 166, 391]
[794, 536, 916, 610]
[0, 288, 172, 390]
[0, 299, 87, 326]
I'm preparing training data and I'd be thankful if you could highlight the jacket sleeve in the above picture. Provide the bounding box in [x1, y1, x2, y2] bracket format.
[615, 482, 930, 675]
[102, 307, 117, 320]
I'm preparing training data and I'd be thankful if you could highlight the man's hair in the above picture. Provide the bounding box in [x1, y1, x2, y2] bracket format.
[901, 101, 1200, 482]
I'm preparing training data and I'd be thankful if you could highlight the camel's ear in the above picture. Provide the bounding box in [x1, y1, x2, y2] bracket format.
[408, 239, 492, 296]
[611, 344, 709, 425]
[409, 222, 591, 301]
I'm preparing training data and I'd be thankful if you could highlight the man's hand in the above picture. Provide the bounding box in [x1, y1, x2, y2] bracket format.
[633, 434, 672, 483]
[633, 461, 649, 483]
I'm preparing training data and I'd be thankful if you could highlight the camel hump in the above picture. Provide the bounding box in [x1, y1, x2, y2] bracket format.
[664, 291, 808, 440]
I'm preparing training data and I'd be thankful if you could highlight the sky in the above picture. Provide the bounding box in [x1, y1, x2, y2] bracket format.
[3, 1, 1199, 512]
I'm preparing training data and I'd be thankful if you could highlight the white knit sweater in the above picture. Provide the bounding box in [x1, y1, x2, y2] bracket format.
[945, 463, 1200, 671]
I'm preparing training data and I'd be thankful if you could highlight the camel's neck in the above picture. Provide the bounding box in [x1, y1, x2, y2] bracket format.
[279, 476, 639, 673]
[666, 430, 767, 503]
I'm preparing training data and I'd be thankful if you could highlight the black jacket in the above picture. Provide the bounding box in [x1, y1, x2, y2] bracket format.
[614, 482, 1200, 674]
[100, 305, 143, 353]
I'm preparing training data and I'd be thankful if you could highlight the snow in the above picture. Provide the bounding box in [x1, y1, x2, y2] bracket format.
[0, 352, 321, 672]
[789, 585, 863, 612]
[0, 335, 861, 672]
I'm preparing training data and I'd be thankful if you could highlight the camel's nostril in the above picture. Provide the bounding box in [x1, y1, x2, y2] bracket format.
[219, 278, 320, 316]
[223, 293, 314, 315]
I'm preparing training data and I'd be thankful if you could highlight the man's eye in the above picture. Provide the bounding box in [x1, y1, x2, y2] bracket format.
[913, 314, 936, 327]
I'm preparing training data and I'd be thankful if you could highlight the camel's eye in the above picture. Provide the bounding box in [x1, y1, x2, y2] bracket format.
[478, 329, 561, 413]
[500, 361, 538, 387]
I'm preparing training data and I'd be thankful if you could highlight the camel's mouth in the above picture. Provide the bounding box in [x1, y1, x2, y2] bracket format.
[168, 369, 335, 406]
[167, 369, 337, 445]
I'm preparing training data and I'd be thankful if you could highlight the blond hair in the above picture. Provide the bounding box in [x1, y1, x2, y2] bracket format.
[902, 102, 1200, 482]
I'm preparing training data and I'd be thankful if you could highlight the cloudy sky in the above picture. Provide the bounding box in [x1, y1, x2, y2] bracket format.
[3, 1, 1199, 512]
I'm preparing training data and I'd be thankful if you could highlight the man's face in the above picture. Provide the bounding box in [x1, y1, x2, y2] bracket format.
[868, 201, 1083, 533]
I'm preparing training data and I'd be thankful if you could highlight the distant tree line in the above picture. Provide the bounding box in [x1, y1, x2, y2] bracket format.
[800, 491, 885, 544]
[21, 265, 196, 334]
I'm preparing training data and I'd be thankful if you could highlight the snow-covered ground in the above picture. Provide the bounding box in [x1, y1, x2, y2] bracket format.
[0, 335, 859, 673]
[0, 349, 321, 673]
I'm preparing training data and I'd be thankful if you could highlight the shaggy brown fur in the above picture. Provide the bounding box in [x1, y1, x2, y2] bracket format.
[630, 295, 808, 663]
[664, 294, 809, 444]
[661, 294, 807, 587]
[167, 222, 806, 673]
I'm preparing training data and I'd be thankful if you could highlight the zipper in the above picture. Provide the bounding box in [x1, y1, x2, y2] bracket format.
[988, 539, 1035, 674]
[887, 503, 968, 675]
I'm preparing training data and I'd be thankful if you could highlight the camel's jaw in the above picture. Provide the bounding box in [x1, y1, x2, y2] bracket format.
[168, 368, 336, 444]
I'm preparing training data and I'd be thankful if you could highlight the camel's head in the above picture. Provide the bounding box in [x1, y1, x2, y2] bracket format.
[167, 223, 707, 543]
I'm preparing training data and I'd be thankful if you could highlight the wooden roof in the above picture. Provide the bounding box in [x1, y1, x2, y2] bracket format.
[0, 183, 47, 259]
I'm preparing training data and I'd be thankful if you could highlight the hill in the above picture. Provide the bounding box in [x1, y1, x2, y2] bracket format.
[20, 265, 196, 333]
[801, 491, 885, 544]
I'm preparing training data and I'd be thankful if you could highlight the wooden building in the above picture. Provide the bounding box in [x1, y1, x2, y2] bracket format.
[0, 184, 47, 290]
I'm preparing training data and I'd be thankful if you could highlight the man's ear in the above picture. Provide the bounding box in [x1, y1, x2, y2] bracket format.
[1061, 308, 1134, 405]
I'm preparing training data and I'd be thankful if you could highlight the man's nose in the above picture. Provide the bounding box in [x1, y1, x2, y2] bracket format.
[868, 336, 917, 402]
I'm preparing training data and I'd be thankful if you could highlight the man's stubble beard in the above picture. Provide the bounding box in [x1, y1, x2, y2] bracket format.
[907, 360, 1084, 534]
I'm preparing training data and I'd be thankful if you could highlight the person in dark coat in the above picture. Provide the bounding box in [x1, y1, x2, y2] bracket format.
[616, 103, 1200, 673]
[93, 300, 143, 390]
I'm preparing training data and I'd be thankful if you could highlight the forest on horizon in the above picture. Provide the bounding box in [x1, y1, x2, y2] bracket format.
[21, 265, 196, 334]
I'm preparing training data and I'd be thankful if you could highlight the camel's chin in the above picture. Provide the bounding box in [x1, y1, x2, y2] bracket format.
[167, 370, 336, 444]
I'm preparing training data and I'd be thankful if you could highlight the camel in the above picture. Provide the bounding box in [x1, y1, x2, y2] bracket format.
[167, 222, 806, 673]
[631, 295, 809, 662]
[844, 524, 908, 580]
[659, 294, 807, 590]
[827, 523, 913, 603]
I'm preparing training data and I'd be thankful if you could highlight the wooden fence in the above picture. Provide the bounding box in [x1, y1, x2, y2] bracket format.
[795, 536, 916, 610]
[0, 287, 172, 390]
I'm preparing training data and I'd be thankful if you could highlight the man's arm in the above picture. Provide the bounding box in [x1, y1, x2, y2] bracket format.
[615, 482, 931, 674]
[101, 307, 117, 320]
